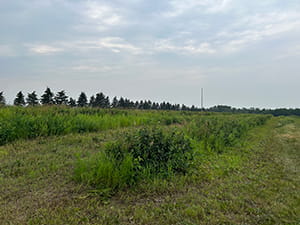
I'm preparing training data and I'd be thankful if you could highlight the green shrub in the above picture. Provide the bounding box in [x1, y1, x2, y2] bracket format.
[74, 127, 193, 193]
[106, 127, 193, 176]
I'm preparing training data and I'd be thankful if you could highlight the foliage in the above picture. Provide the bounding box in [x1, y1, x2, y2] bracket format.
[77, 92, 88, 107]
[0, 92, 5, 106]
[186, 114, 270, 152]
[40, 87, 54, 105]
[74, 127, 193, 193]
[14, 91, 25, 106]
[26, 91, 39, 106]
[1, 116, 299, 224]
[54, 90, 68, 105]
[0, 106, 189, 145]
[68, 98, 76, 107]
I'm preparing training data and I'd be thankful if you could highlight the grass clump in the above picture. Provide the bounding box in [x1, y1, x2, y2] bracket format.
[186, 115, 270, 152]
[74, 127, 193, 194]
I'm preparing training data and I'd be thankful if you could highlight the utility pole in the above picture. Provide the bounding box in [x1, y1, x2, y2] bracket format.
[201, 88, 204, 109]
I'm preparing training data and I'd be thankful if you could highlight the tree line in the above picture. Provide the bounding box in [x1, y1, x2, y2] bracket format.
[0, 88, 200, 111]
[0, 89, 299, 116]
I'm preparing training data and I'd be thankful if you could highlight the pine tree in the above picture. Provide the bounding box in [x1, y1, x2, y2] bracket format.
[111, 96, 119, 108]
[181, 104, 187, 111]
[134, 101, 139, 109]
[94, 92, 106, 107]
[54, 90, 68, 105]
[68, 98, 77, 107]
[41, 87, 54, 105]
[26, 91, 39, 106]
[124, 98, 130, 108]
[77, 92, 88, 107]
[104, 96, 110, 108]
[0, 92, 5, 106]
[118, 97, 125, 108]
[14, 91, 25, 106]
[89, 95, 96, 107]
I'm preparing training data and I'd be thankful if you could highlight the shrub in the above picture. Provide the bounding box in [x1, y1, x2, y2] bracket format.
[106, 127, 193, 176]
[74, 127, 193, 193]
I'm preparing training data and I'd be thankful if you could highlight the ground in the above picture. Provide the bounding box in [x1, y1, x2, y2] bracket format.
[0, 116, 299, 224]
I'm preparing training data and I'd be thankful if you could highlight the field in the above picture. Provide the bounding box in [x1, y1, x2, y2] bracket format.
[0, 107, 299, 224]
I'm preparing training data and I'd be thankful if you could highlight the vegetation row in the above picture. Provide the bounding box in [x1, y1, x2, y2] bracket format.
[74, 114, 271, 195]
[0, 107, 190, 145]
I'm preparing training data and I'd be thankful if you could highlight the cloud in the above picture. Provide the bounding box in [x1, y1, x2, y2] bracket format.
[216, 11, 300, 52]
[78, 1, 123, 31]
[28, 45, 63, 54]
[154, 39, 216, 54]
[26, 37, 142, 55]
[67, 37, 142, 54]
[164, 0, 232, 17]
[71, 65, 114, 73]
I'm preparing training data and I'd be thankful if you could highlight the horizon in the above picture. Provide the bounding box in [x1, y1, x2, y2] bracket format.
[1, 0, 300, 108]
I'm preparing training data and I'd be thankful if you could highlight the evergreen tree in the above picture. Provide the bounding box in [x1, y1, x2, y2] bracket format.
[89, 95, 96, 107]
[160, 102, 166, 110]
[0, 92, 5, 106]
[124, 98, 130, 108]
[138, 100, 144, 109]
[111, 96, 119, 108]
[134, 101, 139, 109]
[55, 90, 68, 105]
[14, 91, 25, 106]
[26, 91, 39, 106]
[68, 98, 77, 107]
[77, 92, 88, 107]
[41, 87, 54, 105]
[181, 104, 187, 111]
[118, 97, 125, 108]
[94, 92, 106, 107]
[104, 96, 110, 108]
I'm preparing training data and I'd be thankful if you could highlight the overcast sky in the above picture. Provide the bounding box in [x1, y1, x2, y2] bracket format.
[1, 0, 300, 108]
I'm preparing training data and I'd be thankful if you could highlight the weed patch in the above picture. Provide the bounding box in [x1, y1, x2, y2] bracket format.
[74, 127, 193, 194]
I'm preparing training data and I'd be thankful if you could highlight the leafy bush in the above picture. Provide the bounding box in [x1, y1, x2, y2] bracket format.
[106, 127, 193, 175]
[74, 127, 193, 193]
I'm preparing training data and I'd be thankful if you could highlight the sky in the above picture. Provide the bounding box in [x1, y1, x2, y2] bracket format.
[0, 0, 300, 108]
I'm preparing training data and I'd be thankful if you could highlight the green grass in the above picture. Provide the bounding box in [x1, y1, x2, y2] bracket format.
[0, 106, 192, 145]
[0, 106, 268, 145]
[0, 111, 299, 224]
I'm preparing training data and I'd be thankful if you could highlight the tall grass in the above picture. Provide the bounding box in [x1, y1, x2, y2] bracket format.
[186, 114, 271, 152]
[0, 106, 190, 145]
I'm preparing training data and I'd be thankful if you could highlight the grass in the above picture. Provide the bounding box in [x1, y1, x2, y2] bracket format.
[0, 106, 191, 145]
[0, 113, 299, 224]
